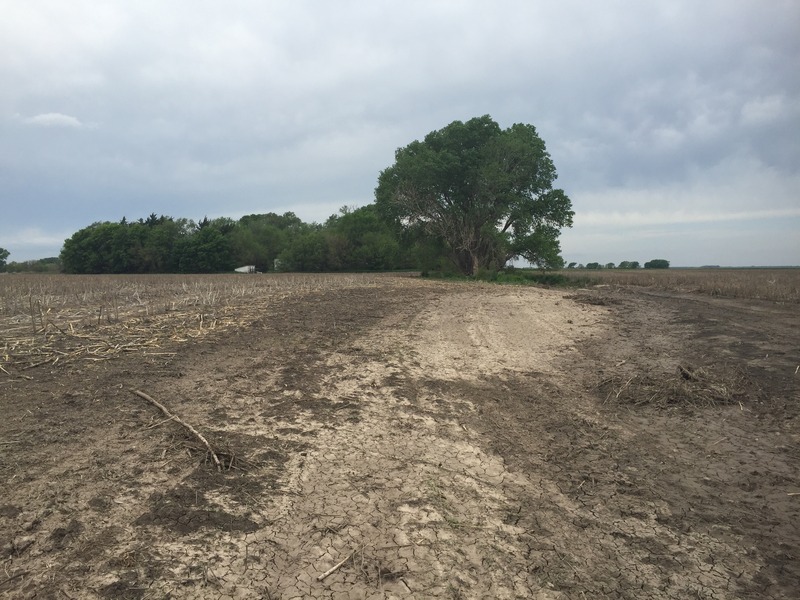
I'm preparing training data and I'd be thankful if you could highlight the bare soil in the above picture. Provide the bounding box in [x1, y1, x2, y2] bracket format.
[1, 276, 798, 599]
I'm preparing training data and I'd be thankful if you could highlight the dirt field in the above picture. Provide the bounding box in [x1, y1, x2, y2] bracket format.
[1, 274, 798, 599]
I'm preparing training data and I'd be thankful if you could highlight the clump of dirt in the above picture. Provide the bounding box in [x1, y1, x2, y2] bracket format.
[598, 362, 762, 408]
[563, 292, 618, 305]
[98, 575, 146, 600]
[48, 519, 84, 551]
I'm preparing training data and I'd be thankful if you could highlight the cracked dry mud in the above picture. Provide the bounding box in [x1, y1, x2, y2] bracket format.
[1, 276, 798, 599]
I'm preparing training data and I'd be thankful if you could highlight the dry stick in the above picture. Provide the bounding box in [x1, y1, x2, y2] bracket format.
[21, 358, 53, 371]
[131, 389, 222, 471]
[317, 550, 356, 582]
[615, 376, 636, 399]
[0, 364, 33, 380]
[28, 296, 37, 337]
[37, 301, 46, 338]
[0, 570, 29, 587]
[147, 415, 178, 429]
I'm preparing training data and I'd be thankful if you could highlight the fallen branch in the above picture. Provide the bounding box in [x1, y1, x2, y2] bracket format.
[131, 389, 222, 471]
[317, 550, 356, 581]
[147, 415, 177, 429]
[0, 570, 30, 589]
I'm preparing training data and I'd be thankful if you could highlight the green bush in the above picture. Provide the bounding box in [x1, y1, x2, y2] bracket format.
[644, 259, 670, 269]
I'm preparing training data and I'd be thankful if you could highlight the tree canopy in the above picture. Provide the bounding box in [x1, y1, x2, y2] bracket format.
[618, 261, 641, 269]
[644, 259, 670, 269]
[60, 213, 305, 274]
[375, 115, 573, 275]
[0, 247, 9, 272]
[58, 209, 413, 274]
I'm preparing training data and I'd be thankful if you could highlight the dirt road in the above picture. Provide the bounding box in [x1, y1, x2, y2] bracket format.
[1, 276, 798, 599]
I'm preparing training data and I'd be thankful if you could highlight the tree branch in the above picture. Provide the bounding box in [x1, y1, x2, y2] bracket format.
[131, 389, 222, 471]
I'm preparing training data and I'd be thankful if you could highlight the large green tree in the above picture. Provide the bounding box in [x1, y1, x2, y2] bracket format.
[61, 222, 132, 273]
[375, 115, 573, 275]
[61, 217, 193, 274]
[0, 247, 9, 272]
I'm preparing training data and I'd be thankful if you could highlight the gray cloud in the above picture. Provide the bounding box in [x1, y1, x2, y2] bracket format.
[1, 0, 798, 265]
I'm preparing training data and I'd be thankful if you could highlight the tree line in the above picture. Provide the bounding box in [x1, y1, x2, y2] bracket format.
[5, 115, 578, 276]
[566, 259, 670, 270]
[56, 207, 418, 274]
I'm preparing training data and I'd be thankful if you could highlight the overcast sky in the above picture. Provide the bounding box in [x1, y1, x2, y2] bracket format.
[1, 1, 798, 266]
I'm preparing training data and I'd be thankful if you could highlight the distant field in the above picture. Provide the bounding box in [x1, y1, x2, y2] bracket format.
[559, 268, 800, 303]
[0, 272, 400, 372]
